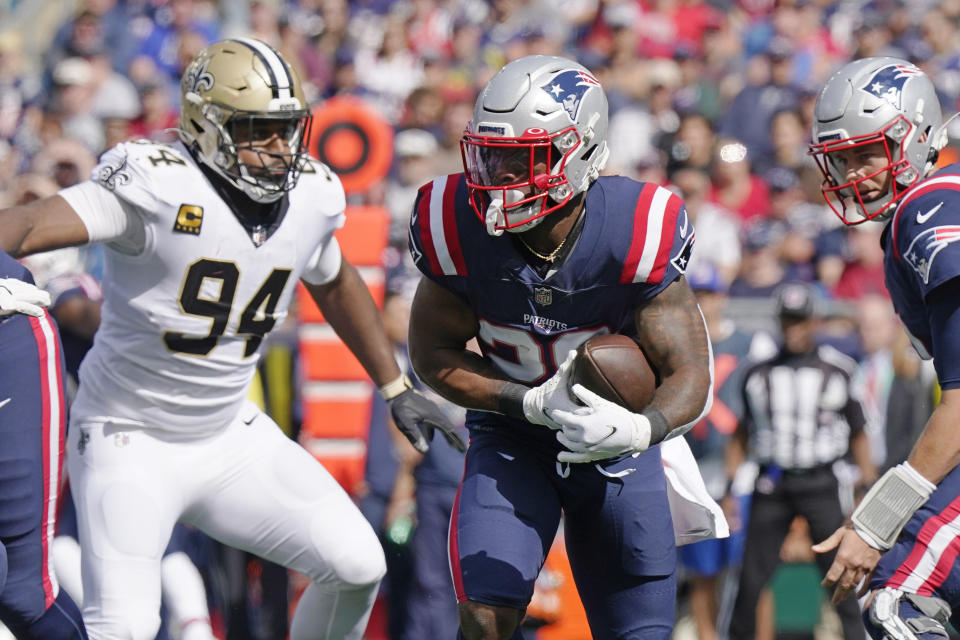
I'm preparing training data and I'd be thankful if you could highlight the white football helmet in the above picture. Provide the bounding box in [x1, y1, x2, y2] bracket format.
[178, 38, 312, 203]
[809, 57, 948, 225]
[461, 55, 610, 235]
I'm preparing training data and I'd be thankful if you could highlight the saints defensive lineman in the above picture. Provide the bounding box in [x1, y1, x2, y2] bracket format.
[0, 38, 463, 639]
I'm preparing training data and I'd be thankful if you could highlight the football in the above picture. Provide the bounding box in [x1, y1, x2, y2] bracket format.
[570, 334, 657, 412]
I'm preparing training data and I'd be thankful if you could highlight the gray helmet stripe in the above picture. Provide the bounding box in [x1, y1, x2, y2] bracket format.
[231, 37, 292, 101]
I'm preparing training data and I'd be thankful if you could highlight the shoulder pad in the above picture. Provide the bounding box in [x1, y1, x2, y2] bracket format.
[408, 174, 471, 278]
[890, 172, 960, 285]
[611, 179, 691, 284]
[294, 157, 345, 218]
[91, 141, 191, 210]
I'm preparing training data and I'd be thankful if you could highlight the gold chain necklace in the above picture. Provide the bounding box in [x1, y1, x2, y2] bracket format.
[518, 234, 568, 263]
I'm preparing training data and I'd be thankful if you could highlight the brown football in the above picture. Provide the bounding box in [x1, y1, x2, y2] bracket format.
[571, 334, 657, 412]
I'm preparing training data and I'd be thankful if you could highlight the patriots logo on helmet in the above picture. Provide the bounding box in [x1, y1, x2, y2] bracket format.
[861, 63, 921, 110]
[902, 224, 960, 283]
[541, 70, 601, 122]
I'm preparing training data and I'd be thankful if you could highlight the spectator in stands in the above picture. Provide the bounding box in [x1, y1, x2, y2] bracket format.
[30, 138, 96, 191]
[729, 219, 789, 299]
[832, 223, 888, 301]
[384, 128, 438, 246]
[135, 0, 219, 88]
[720, 37, 803, 166]
[669, 167, 741, 285]
[666, 111, 716, 175]
[47, 57, 104, 154]
[128, 81, 179, 144]
[709, 138, 771, 225]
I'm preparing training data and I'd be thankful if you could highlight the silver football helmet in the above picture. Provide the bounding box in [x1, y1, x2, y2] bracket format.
[461, 55, 610, 235]
[809, 57, 948, 225]
[179, 38, 311, 203]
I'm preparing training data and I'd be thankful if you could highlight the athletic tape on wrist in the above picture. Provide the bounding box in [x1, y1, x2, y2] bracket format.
[852, 462, 935, 550]
[379, 374, 413, 401]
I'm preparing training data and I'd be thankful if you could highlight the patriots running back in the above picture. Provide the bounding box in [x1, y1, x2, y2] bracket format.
[407, 54, 712, 640]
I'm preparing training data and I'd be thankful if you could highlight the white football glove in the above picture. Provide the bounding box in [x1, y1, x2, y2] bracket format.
[552, 384, 652, 463]
[0, 278, 51, 318]
[521, 350, 579, 429]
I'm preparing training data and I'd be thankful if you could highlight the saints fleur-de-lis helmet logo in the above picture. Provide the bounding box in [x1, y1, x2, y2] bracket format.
[184, 57, 214, 95]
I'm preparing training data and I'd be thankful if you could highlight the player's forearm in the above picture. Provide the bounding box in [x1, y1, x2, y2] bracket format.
[0, 204, 37, 255]
[0, 196, 88, 257]
[634, 278, 711, 429]
[647, 365, 710, 430]
[304, 262, 401, 387]
[907, 388, 960, 485]
[409, 344, 514, 414]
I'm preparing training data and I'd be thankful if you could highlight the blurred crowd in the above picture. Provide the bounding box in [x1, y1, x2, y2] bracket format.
[0, 0, 955, 638]
[4, 0, 960, 320]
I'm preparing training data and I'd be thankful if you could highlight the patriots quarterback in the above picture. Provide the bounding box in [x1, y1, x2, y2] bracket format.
[407, 55, 713, 639]
[808, 57, 960, 639]
[0, 38, 462, 639]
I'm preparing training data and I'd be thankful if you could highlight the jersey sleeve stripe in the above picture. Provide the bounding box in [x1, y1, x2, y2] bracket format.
[620, 183, 658, 283]
[623, 184, 674, 283]
[427, 174, 464, 276]
[30, 312, 65, 608]
[440, 175, 467, 275]
[647, 192, 683, 283]
[415, 180, 444, 275]
[886, 493, 960, 594]
[892, 174, 960, 259]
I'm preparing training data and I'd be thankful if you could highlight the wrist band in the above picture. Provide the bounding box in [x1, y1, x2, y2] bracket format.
[379, 374, 413, 401]
[642, 408, 670, 445]
[498, 382, 529, 419]
[851, 461, 934, 550]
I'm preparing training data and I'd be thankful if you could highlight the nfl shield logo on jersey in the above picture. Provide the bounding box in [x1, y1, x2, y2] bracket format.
[534, 286, 553, 306]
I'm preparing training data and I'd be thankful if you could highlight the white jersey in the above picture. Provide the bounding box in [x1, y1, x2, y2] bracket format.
[63, 140, 345, 436]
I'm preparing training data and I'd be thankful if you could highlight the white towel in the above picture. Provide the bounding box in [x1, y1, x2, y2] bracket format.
[660, 437, 730, 546]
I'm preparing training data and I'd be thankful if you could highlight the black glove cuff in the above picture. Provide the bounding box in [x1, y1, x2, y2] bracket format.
[498, 382, 529, 419]
[642, 408, 670, 446]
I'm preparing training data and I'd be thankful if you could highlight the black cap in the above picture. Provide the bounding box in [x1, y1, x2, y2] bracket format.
[775, 282, 818, 319]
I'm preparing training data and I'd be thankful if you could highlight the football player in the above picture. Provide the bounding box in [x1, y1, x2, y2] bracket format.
[808, 57, 960, 639]
[0, 38, 463, 640]
[407, 55, 712, 639]
[0, 253, 86, 638]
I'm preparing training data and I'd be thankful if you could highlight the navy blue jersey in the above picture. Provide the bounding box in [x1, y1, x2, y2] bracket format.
[883, 165, 960, 387]
[408, 173, 693, 443]
[0, 249, 33, 283]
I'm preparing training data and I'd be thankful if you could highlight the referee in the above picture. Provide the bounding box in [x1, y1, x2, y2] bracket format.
[725, 283, 876, 640]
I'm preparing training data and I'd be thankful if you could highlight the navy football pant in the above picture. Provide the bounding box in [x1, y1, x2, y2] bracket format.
[0, 312, 85, 638]
[450, 431, 676, 639]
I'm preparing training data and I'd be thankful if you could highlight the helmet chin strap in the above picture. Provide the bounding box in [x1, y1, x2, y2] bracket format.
[486, 189, 542, 236]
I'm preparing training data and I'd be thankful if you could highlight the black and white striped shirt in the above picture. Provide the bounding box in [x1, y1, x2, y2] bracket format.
[740, 345, 866, 470]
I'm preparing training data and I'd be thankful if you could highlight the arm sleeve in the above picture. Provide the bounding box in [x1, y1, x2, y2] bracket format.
[926, 276, 960, 389]
[58, 182, 146, 254]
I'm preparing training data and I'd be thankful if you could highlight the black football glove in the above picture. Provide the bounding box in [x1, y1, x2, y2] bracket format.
[387, 387, 467, 454]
